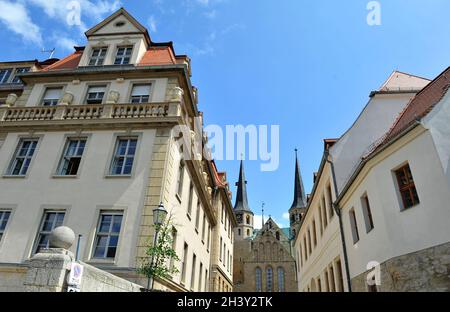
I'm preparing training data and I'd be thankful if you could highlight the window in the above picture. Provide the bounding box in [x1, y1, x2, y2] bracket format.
[335, 259, 344, 292]
[219, 237, 223, 262]
[130, 84, 151, 103]
[255, 267, 262, 292]
[349, 208, 360, 244]
[93, 212, 123, 259]
[42, 87, 62, 106]
[110, 137, 137, 175]
[186, 183, 193, 215]
[170, 227, 177, 270]
[0, 211, 11, 242]
[395, 164, 420, 210]
[8, 138, 38, 176]
[114, 46, 133, 65]
[246, 229, 250, 236]
[198, 263, 203, 292]
[12, 68, 30, 83]
[181, 243, 188, 284]
[57, 138, 86, 176]
[238, 228, 241, 236]
[206, 224, 211, 251]
[195, 200, 201, 232]
[86, 86, 106, 104]
[312, 220, 317, 247]
[321, 196, 328, 224]
[277, 267, 285, 292]
[266, 267, 273, 292]
[223, 242, 226, 263]
[205, 269, 209, 292]
[89, 48, 107, 66]
[33, 211, 65, 255]
[0, 69, 12, 84]
[176, 161, 185, 199]
[307, 228, 312, 254]
[329, 266, 336, 292]
[221, 204, 224, 223]
[190, 253, 197, 291]
[246, 215, 250, 225]
[327, 184, 334, 218]
[361, 194, 374, 232]
[201, 213, 206, 242]
[275, 231, 280, 241]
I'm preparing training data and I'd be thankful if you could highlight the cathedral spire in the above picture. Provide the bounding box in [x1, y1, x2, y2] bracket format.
[290, 149, 307, 210]
[234, 160, 252, 212]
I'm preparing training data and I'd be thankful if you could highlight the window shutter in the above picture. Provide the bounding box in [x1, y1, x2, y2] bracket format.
[44, 88, 62, 99]
[131, 84, 151, 96]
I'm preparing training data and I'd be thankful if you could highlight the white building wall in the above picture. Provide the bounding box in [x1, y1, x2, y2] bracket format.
[331, 93, 417, 193]
[341, 129, 450, 279]
[0, 129, 156, 268]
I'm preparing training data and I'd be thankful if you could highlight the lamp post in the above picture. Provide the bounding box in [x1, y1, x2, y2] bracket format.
[147, 202, 168, 291]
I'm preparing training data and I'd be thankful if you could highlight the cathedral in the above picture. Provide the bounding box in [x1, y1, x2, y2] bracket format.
[232, 152, 307, 292]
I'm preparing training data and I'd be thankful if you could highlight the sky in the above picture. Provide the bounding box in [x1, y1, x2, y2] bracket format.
[1, 0, 450, 229]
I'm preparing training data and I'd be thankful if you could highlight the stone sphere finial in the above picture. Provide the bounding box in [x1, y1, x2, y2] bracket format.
[49, 226, 75, 250]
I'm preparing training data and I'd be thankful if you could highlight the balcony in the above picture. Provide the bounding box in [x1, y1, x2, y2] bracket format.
[0, 102, 182, 126]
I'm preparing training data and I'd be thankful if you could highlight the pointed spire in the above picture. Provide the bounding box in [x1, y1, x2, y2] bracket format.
[290, 149, 307, 210]
[234, 160, 252, 212]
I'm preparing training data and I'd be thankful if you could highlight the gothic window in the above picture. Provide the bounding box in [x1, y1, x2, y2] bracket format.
[236, 213, 243, 224]
[275, 231, 280, 241]
[246, 215, 250, 225]
[277, 267, 285, 292]
[266, 266, 273, 292]
[255, 267, 262, 292]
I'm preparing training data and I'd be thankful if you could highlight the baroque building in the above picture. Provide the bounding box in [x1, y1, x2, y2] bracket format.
[0, 8, 234, 292]
[232, 160, 297, 292]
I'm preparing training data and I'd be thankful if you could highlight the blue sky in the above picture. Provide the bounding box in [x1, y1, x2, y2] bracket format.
[1, 0, 450, 228]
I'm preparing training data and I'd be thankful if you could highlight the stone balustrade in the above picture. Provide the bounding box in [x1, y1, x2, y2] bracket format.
[0, 102, 180, 123]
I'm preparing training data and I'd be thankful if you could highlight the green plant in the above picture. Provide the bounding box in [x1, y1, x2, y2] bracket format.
[137, 215, 180, 283]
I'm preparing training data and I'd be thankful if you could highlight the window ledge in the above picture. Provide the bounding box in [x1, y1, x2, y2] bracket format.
[86, 259, 116, 266]
[104, 175, 132, 179]
[2, 175, 26, 179]
[52, 175, 78, 179]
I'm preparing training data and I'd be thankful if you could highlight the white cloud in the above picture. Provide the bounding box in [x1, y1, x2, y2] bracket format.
[204, 10, 216, 19]
[54, 35, 79, 52]
[253, 215, 263, 229]
[147, 15, 157, 33]
[27, 0, 122, 32]
[282, 212, 290, 220]
[0, 0, 43, 45]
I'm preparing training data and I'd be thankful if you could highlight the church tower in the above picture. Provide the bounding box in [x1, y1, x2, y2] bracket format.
[289, 150, 307, 239]
[233, 160, 254, 240]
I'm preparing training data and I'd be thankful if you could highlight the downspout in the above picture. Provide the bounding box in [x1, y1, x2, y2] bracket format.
[324, 150, 353, 292]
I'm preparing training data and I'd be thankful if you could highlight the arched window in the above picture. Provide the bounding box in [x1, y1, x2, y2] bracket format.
[266, 266, 273, 292]
[255, 267, 262, 292]
[277, 267, 285, 292]
[246, 215, 250, 225]
[238, 228, 241, 236]
[275, 231, 280, 241]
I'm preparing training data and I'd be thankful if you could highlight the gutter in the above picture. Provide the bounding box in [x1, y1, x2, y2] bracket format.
[324, 149, 352, 292]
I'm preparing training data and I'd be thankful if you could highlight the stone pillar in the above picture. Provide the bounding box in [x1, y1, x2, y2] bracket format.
[23, 226, 75, 292]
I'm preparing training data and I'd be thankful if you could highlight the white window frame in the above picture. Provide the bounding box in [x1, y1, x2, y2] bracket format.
[7, 138, 39, 176]
[85, 85, 106, 104]
[109, 137, 138, 176]
[114, 46, 133, 65]
[130, 84, 152, 103]
[32, 211, 65, 255]
[41, 87, 63, 106]
[0, 68, 12, 84]
[92, 211, 123, 260]
[88, 47, 108, 66]
[56, 138, 87, 176]
[0, 210, 12, 243]
[11, 67, 30, 84]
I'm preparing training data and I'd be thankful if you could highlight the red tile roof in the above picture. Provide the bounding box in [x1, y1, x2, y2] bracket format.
[42, 51, 83, 71]
[138, 47, 177, 66]
[369, 67, 450, 156]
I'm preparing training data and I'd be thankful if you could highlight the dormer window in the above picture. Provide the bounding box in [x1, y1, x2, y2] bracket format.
[89, 48, 107, 66]
[12, 68, 30, 83]
[130, 84, 151, 103]
[114, 46, 133, 65]
[42, 87, 62, 106]
[0, 69, 12, 84]
[86, 86, 106, 104]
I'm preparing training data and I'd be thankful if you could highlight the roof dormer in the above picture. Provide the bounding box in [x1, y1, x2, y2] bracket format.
[78, 8, 151, 67]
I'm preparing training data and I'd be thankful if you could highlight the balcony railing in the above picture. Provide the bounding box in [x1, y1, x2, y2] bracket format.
[0, 102, 181, 123]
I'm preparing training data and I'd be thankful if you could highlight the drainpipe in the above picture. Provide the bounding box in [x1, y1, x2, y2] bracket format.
[324, 150, 352, 293]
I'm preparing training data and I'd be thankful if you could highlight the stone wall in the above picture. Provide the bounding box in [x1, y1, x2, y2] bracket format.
[0, 263, 27, 292]
[351, 241, 450, 292]
[3, 248, 142, 292]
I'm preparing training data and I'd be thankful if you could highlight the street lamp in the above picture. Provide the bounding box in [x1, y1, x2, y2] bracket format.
[147, 202, 168, 291]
